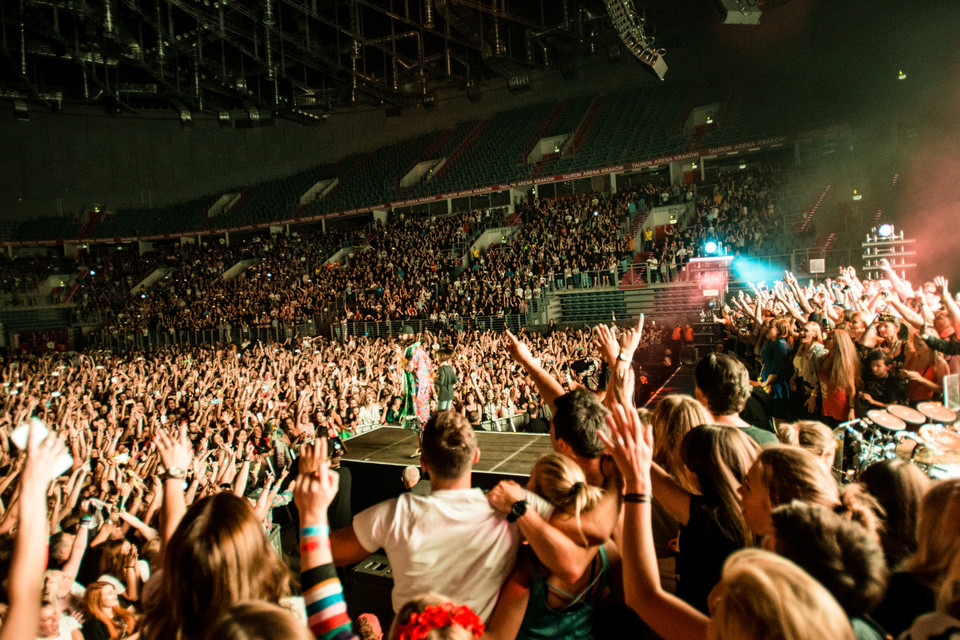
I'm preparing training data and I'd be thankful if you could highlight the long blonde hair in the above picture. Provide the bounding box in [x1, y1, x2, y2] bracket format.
[529, 453, 605, 546]
[650, 394, 712, 494]
[820, 329, 860, 396]
[777, 420, 837, 460]
[711, 549, 855, 640]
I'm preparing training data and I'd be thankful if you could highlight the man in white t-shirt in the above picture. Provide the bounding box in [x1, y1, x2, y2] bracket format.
[330, 411, 552, 621]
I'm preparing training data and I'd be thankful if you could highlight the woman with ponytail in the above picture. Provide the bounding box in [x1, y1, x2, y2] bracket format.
[483, 453, 618, 640]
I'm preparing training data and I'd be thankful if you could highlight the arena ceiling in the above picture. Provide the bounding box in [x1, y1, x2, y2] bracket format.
[0, 0, 951, 125]
[0, 0, 584, 118]
[0, 0, 784, 122]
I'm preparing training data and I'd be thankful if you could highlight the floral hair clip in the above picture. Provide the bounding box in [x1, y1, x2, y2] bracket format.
[395, 603, 484, 640]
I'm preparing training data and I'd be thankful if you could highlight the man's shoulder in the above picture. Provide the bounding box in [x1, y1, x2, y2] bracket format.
[740, 424, 779, 445]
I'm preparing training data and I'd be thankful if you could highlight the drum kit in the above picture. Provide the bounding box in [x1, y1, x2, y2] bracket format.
[836, 401, 960, 482]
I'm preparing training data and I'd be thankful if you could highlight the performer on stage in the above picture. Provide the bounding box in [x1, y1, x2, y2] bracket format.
[397, 324, 432, 456]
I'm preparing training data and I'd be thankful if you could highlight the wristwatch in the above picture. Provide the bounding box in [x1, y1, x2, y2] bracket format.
[160, 467, 186, 482]
[617, 352, 631, 363]
[506, 499, 528, 523]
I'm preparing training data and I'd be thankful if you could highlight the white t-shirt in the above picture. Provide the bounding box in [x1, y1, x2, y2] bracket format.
[352, 487, 552, 621]
[37, 614, 80, 640]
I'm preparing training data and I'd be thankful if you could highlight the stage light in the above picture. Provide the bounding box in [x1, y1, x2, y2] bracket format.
[731, 257, 782, 285]
[90, 270, 96, 275]
[853, 189, 862, 201]
[704, 241, 718, 254]
[898, 70, 907, 80]
[878, 223, 894, 238]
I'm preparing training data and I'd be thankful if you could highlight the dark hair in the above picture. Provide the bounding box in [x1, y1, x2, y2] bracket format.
[859, 459, 930, 569]
[681, 425, 759, 547]
[98, 539, 129, 580]
[771, 501, 888, 617]
[865, 348, 893, 366]
[436, 347, 454, 363]
[420, 411, 477, 480]
[694, 353, 751, 416]
[552, 388, 610, 459]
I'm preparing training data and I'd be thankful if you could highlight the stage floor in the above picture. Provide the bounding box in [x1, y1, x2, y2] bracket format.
[343, 426, 554, 477]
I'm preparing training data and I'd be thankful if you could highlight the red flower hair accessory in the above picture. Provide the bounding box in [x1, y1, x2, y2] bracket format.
[395, 602, 484, 640]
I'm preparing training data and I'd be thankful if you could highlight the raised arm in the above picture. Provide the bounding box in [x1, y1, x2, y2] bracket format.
[293, 439, 358, 640]
[598, 406, 709, 640]
[0, 426, 68, 640]
[503, 329, 565, 413]
[154, 425, 194, 551]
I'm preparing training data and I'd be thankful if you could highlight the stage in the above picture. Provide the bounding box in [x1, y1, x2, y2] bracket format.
[343, 425, 553, 475]
[341, 426, 554, 513]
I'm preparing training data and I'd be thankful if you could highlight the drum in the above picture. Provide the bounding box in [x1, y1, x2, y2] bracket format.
[902, 426, 960, 479]
[916, 401, 958, 424]
[887, 405, 926, 428]
[918, 424, 960, 453]
[866, 409, 905, 432]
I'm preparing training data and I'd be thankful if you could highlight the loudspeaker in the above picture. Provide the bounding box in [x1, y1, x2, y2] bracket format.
[344, 553, 395, 632]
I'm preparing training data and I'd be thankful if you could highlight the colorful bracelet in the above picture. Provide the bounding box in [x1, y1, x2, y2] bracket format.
[300, 524, 330, 537]
[299, 539, 331, 553]
[623, 493, 651, 504]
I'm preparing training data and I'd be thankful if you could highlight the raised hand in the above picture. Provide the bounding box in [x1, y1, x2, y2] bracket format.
[594, 325, 619, 366]
[934, 276, 949, 298]
[292, 439, 339, 523]
[618, 314, 645, 362]
[597, 404, 652, 493]
[154, 426, 193, 473]
[22, 423, 68, 489]
[503, 329, 533, 364]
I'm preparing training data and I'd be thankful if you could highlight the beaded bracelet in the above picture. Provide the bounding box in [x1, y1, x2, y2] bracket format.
[623, 493, 651, 504]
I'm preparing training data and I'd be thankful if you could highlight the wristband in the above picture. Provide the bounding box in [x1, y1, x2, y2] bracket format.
[299, 539, 330, 553]
[623, 493, 651, 504]
[300, 524, 330, 538]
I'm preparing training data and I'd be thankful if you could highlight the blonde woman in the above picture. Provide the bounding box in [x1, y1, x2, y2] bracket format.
[649, 395, 712, 593]
[817, 329, 861, 425]
[483, 453, 619, 640]
[776, 420, 837, 472]
[901, 550, 960, 640]
[599, 405, 855, 640]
